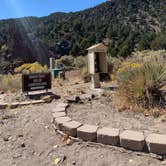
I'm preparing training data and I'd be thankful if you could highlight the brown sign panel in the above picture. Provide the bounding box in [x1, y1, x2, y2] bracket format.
[22, 72, 51, 92]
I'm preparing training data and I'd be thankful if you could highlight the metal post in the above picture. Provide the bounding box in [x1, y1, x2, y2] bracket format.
[50, 58, 55, 79]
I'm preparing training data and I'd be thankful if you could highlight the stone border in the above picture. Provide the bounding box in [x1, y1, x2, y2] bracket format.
[0, 99, 49, 109]
[52, 101, 166, 155]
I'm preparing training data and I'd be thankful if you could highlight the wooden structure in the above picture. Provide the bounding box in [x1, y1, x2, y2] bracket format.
[87, 43, 108, 88]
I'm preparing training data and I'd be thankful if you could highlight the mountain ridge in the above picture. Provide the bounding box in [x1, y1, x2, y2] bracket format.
[0, 0, 165, 74]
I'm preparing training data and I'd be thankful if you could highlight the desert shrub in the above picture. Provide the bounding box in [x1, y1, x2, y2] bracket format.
[0, 44, 8, 51]
[107, 56, 123, 81]
[130, 50, 166, 64]
[55, 55, 87, 69]
[108, 56, 123, 73]
[55, 55, 89, 81]
[74, 56, 87, 68]
[55, 55, 75, 69]
[15, 62, 48, 74]
[80, 65, 88, 76]
[0, 74, 21, 92]
[117, 61, 166, 108]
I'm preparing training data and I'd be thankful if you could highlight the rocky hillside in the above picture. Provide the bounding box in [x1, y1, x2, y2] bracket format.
[0, 0, 166, 74]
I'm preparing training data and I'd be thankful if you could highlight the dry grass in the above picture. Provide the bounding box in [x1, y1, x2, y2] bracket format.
[0, 74, 21, 93]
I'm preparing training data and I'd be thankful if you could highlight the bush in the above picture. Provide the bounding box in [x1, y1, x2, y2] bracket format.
[0, 74, 21, 92]
[131, 50, 166, 64]
[80, 65, 91, 83]
[117, 61, 166, 108]
[14, 62, 48, 74]
[107, 56, 123, 81]
[55, 55, 89, 81]
[55, 55, 87, 69]
[55, 55, 75, 69]
[74, 56, 87, 68]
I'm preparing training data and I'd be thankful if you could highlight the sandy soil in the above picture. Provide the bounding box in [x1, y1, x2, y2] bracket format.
[0, 102, 165, 166]
[0, 76, 166, 166]
[67, 97, 166, 136]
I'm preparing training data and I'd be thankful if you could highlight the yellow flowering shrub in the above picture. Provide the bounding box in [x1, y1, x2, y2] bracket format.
[117, 62, 142, 73]
[15, 62, 48, 74]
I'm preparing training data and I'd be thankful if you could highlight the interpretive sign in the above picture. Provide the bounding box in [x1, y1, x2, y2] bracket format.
[22, 72, 51, 92]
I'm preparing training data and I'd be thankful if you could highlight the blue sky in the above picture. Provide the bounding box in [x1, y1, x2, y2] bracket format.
[0, 0, 107, 19]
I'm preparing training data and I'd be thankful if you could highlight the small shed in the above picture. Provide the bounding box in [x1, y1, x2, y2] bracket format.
[87, 43, 108, 75]
[87, 43, 108, 88]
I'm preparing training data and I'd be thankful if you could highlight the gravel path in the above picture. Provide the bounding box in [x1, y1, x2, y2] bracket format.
[0, 101, 165, 166]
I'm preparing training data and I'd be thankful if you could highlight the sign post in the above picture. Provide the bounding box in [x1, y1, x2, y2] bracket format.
[22, 72, 52, 93]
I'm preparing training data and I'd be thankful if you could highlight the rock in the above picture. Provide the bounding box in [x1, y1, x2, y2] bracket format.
[53, 145, 58, 149]
[66, 138, 73, 145]
[0, 91, 4, 94]
[53, 154, 66, 164]
[66, 96, 81, 103]
[72, 161, 76, 165]
[13, 152, 22, 159]
[3, 136, 9, 142]
[21, 143, 25, 148]
[17, 134, 24, 138]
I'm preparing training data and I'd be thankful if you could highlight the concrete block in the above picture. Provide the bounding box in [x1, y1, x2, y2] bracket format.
[77, 124, 98, 142]
[120, 130, 145, 151]
[97, 127, 120, 145]
[52, 107, 66, 113]
[54, 117, 71, 130]
[53, 112, 66, 118]
[57, 103, 69, 108]
[146, 134, 166, 155]
[61, 121, 82, 137]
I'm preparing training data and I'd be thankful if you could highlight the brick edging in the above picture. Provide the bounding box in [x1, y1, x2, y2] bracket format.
[52, 102, 166, 155]
[0, 99, 48, 109]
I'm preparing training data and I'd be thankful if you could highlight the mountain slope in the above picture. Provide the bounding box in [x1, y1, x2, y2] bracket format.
[0, 0, 166, 73]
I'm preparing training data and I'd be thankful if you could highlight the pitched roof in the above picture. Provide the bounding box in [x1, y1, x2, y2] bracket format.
[87, 43, 108, 51]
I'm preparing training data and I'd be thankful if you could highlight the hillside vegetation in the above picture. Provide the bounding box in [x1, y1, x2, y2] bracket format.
[0, 0, 166, 73]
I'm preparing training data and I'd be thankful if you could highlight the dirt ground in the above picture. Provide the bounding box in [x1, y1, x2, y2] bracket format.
[0, 77, 166, 166]
[0, 102, 165, 166]
[67, 97, 166, 136]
